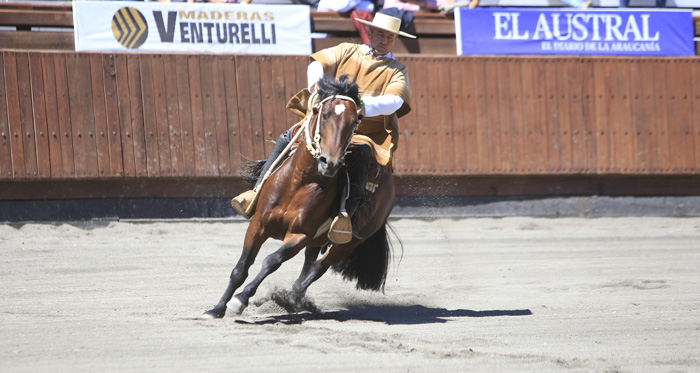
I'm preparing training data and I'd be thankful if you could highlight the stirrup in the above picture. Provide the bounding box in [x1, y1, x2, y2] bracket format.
[328, 211, 352, 244]
[231, 190, 256, 219]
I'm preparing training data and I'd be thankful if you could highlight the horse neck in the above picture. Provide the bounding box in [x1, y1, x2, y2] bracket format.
[289, 131, 327, 183]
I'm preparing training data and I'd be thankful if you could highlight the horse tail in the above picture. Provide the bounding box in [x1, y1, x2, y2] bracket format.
[331, 223, 392, 292]
[240, 160, 266, 188]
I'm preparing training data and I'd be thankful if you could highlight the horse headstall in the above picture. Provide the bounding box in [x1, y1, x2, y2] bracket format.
[304, 95, 362, 161]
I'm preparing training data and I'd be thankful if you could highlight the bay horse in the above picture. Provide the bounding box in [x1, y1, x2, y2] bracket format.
[202, 75, 396, 319]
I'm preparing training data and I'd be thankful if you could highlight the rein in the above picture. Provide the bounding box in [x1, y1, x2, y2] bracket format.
[302, 94, 361, 160]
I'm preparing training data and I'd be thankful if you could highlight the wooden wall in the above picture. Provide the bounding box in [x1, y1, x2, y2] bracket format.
[1, 52, 699, 188]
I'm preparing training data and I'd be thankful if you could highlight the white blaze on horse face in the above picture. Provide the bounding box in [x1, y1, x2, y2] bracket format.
[334, 103, 345, 116]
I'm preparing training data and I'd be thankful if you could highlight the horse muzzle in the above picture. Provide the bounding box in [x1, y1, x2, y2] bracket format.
[317, 156, 342, 177]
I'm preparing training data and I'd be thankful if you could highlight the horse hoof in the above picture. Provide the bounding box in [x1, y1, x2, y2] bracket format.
[227, 298, 247, 315]
[201, 308, 225, 320]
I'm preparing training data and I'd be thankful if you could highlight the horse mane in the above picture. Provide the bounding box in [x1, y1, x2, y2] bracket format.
[316, 74, 361, 108]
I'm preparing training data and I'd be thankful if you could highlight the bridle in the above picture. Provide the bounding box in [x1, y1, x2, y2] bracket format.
[302, 94, 361, 161]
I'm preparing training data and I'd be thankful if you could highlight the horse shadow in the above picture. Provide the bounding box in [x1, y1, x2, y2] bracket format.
[234, 304, 532, 326]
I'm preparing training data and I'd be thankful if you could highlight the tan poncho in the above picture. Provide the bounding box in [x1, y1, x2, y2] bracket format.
[310, 43, 412, 167]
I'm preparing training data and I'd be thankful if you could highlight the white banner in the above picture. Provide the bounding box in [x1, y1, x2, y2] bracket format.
[73, 1, 311, 55]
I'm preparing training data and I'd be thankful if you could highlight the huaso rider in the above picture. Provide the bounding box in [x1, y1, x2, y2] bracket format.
[231, 12, 414, 244]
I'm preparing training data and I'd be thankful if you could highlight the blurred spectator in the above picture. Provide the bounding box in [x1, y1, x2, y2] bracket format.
[438, 0, 479, 14]
[315, 0, 383, 45]
[619, 0, 666, 7]
[317, 0, 377, 12]
[560, 0, 592, 7]
[383, 0, 449, 12]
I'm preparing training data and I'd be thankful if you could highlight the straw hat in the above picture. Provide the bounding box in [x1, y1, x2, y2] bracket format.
[354, 12, 416, 39]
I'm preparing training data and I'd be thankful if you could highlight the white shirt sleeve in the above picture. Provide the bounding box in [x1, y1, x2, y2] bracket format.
[362, 94, 404, 117]
[307, 61, 324, 93]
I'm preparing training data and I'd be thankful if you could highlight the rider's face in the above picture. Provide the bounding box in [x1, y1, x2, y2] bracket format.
[369, 29, 398, 56]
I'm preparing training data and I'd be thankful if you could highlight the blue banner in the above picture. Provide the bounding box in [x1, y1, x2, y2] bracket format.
[455, 8, 694, 56]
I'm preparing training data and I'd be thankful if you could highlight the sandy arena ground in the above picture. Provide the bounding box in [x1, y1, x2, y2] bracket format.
[1, 217, 699, 372]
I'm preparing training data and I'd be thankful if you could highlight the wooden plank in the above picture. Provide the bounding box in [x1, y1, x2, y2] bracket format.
[65, 53, 84, 177]
[233, 56, 256, 162]
[20, 53, 51, 178]
[495, 58, 513, 173]
[413, 58, 432, 174]
[593, 59, 611, 173]
[28, 53, 51, 178]
[0, 53, 13, 179]
[0, 9, 73, 27]
[543, 58, 560, 173]
[438, 58, 455, 175]
[82, 55, 99, 178]
[532, 59, 549, 174]
[127, 55, 148, 177]
[247, 57, 265, 161]
[52, 53, 75, 178]
[0, 3, 72, 11]
[89, 54, 112, 178]
[693, 60, 700, 173]
[519, 59, 538, 174]
[555, 58, 573, 173]
[566, 59, 586, 173]
[187, 55, 207, 176]
[150, 54, 172, 177]
[460, 58, 479, 174]
[211, 56, 231, 176]
[506, 58, 525, 174]
[163, 55, 184, 177]
[271, 56, 291, 148]
[666, 59, 695, 173]
[198, 55, 219, 176]
[484, 58, 503, 174]
[102, 54, 124, 178]
[429, 58, 451, 174]
[15, 52, 38, 178]
[174, 55, 196, 177]
[68, 54, 99, 178]
[114, 54, 135, 177]
[0, 31, 74, 51]
[222, 55, 242, 175]
[281, 56, 300, 132]
[653, 59, 671, 173]
[139, 54, 161, 177]
[393, 57, 410, 174]
[581, 59, 596, 173]
[40, 53, 63, 178]
[471, 58, 490, 174]
[610, 59, 634, 173]
[628, 59, 652, 173]
[445, 57, 466, 175]
[258, 56, 276, 156]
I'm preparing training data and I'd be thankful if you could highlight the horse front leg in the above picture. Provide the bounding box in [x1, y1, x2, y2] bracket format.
[228, 233, 310, 315]
[201, 227, 265, 319]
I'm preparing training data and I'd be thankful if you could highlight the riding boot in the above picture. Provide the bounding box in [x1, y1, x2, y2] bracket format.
[328, 144, 372, 244]
[231, 129, 293, 219]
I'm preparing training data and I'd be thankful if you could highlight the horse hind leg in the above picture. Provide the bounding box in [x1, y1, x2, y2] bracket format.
[229, 234, 310, 315]
[292, 245, 324, 297]
[294, 241, 360, 297]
